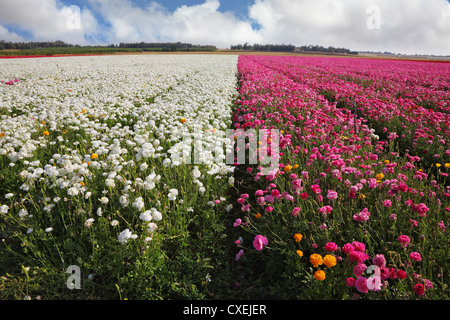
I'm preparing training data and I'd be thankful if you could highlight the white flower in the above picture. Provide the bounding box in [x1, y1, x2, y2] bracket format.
[85, 218, 94, 228]
[139, 210, 153, 222]
[67, 187, 79, 196]
[111, 220, 119, 226]
[4, 193, 14, 199]
[96, 208, 102, 216]
[168, 188, 178, 200]
[119, 195, 129, 207]
[151, 208, 162, 221]
[45, 227, 53, 233]
[99, 197, 109, 205]
[118, 228, 133, 244]
[0, 205, 9, 214]
[18, 209, 28, 218]
[26, 228, 33, 234]
[132, 197, 145, 210]
[147, 222, 158, 233]
[105, 178, 115, 188]
[84, 192, 92, 199]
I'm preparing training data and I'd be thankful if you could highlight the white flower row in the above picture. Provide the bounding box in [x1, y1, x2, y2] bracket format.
[0, 54, 239, 244]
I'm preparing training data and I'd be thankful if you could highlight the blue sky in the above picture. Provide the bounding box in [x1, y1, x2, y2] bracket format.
[0, 0, 449, 55]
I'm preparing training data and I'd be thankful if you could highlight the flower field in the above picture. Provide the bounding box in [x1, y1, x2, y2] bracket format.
[231, 55, 449, 299]
[0, 53, 448, 300]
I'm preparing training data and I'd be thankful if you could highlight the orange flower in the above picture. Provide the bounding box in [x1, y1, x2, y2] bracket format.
[0, 132, 5, 138]
[181, 118, 186, 123]
[255, 213, 261, 219]
[294, 233, 303, 242]
[296, 250, 303, 257]
[323, 255, 337, 268]
[284, 165, 293, 172]
[43, 130, 50, 136]
[91, 153, 98, 160]
[310, 254, 323, 268]
[314, 270, 326, 281]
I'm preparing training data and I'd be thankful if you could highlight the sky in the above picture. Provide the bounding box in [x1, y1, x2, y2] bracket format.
[0, 0, 449, 55]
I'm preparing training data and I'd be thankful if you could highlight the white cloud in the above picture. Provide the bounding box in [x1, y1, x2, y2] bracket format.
[247, 0, 450, 55]
[0, 0, 101, 44]
[0, 0, 449, 54]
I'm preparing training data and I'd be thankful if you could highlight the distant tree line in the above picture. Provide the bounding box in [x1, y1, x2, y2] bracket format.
[116, 41, 216, 51]
[297, 45, 357, 55]
[230, 43, 357, 55]
[231, 43, 296, 52]
[0, 40, 216, 51]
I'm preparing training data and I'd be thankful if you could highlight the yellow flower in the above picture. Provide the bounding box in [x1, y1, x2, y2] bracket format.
[436, 163, 441, 167]
[384, 160, 390, 164]
[359, 194, 366, 199]
[91, 153, 98, 160]
[375, 173, 384, 180]
[42, 130, 50, 136]
[81, 109, 87, 113]
[314, 270, 326, 281]
[445, 163, 450, 168]
[181, 118, 186, 123]
[80, 181, 85, 187]
[323, 255, 337, 268]
[296, 250, 303, 257]
[294, 233, 303, 242]
[310, 254, 323, 268]
[284, 165, 293, 172]
[293, 164, 299, 169]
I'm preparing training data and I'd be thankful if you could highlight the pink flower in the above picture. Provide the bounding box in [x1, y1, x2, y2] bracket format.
[324, 242, 338, 252]
[349, 251, 369, 264]
[342, 243, 355, 254]
[292, 207, 300, 217]
[233, 218, 242, 227]
[326, 190, 338, 200]
[253, 235, 268, 251]
[397, 269, 407, 279]
[353, 208, 370, 222]
[398, 235, 411, 248]
[383, 199, 392, 207]
[414, 283, 425, 296]
[412, 203, 429, 217]
[355, 277, 369, 293]
[352, 241, 366, 252]
[354, 264, 367, 277]
[346, 277, 356, 287]
[372, 254, 386, 267]
[319, 205, 333, 214]
[409, 251, 422, 262]
[367, 275, 382, 291]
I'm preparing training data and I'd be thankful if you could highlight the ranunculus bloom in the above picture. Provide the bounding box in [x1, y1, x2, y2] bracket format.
[342, 243, 355, 254]
[355, 277, 369, 293]
[346, 277, 356, 287]
[324, 242, 338, 252]
[253, 235, 268, 251]
[397, 269, 407, 279]
[409, 251, 422, 261]
[414, 283, 425, 296]
[398, 235, 411, 248]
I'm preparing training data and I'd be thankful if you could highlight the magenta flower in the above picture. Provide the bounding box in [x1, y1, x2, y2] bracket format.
[324, 242, 338, 252]
[253, 235, 268, 251]
[409, 251, 422, 262]
[326, 190, 338, 200]
[398, 235, 411, 248]
[355, 277, 369, 293]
